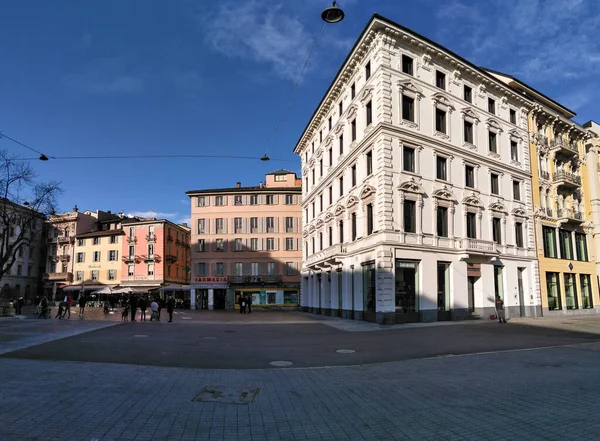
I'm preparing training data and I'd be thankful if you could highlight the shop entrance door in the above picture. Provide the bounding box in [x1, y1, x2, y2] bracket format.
[395, 261, 419, 323]
[437, 263, 451, 321]
[518, 268, 526, 317]
[213, 289, 226, 310]
[467, 277, 476, 313]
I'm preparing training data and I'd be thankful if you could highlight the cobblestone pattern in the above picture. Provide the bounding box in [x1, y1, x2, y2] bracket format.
[2, 343, 600, 440]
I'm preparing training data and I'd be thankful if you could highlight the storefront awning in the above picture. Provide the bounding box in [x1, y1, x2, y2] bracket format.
[158, 284, 190, 291]
[62, 284, 110, 292]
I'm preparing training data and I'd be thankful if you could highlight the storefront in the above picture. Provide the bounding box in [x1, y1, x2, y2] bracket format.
[233, 288, 299, 310]
[394, 260, 420, 323]
[190, 277, 229, 310]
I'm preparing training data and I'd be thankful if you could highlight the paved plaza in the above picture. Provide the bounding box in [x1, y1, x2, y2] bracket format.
[2, 311, 600, 440]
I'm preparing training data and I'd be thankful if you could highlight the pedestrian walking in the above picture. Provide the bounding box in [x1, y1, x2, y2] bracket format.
[150, 299, 159, 321]
[495, 296, 507, 323]
[238, 295, 245, 314]
[139, 297, 147, 321]
[130, 295, 138, 322]
[55, 302, 65, 319]
[65, 295, 73, 318]
[38, 296, 49, 319]
[246, 294, 252, 314]
[78, 294, 86, 317]
[167, 296, 175, 322]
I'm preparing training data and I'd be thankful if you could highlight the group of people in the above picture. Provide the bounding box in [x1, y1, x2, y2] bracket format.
[122, 295, 176, 322]
[36, 294, 87, 319]
[238, 294, 253, 314]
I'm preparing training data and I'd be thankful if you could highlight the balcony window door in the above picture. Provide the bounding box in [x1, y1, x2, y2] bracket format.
[437, 206, 448, 237]
[148, 244, 154, 257]
[251, 262, 259, 276]
[466, 212, 477, 239]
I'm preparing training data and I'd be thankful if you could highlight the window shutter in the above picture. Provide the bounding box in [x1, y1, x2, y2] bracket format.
[206, 197, 210, 207]
[273, 195, 279, 204]
[274, 217, 279, 233]
[259, 217, 265, 233]
[241, 218, 247, 234]
[243, 262, 251, 275]
[223, 219, 228, 234]
[258, 238, 263, 251]
[211, 263, 216, 275]
[294, 238, 299, 251]
[115, 250, 119, 259]
[259, 262, 267, 275]
[223, 195, 228, 206]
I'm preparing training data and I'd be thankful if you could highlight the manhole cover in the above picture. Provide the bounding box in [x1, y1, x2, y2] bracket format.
[181, 317, 192, 320]
[192, 386, 260, 405]
[270, 361, 293, 367]
[202, 336, 218, 340]
[134, 335, 148, 338]
[336, 349, 356, 354]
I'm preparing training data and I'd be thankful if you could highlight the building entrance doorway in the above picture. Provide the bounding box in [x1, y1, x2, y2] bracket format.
[214, 289, 226, 310]
[196, 289, 208, 310]
[395, 260, 420, 323]
[517, 268, 526, 317]
[437, 262, 451, 321]
[467, 277, 476, 313]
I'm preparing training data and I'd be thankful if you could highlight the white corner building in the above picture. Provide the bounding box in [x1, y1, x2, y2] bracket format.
[294, 14, 539, 324]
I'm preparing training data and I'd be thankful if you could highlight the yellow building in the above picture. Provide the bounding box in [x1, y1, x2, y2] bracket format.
[486, 70, 599, 315]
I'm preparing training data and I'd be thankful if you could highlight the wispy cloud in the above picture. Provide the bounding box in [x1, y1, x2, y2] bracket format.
[63, 57, 145, 94]
[127, 211, 177, 219]
[434, 0, 600, 83]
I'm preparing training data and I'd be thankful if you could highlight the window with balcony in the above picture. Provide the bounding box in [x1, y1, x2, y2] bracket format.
[465, 165, 475, 188]
[464, 85, 472, 103]
[490, 173, 499, 195]
[366, 101, 372, 126]
[404, 200, 416, 233]
[148, 244, 154, 256]
[515, 222, 523, 247]
[488, 98, 495, 114]
[435, 108, 447, 134]
[488, 131, 497, 153]
[492, 218, 502, 244]
[266, 217, 275, 232]
[464, 121, 474, 144]
[543, 226, 557, 258]
[466, 212, 477, 239]
[436, 156, 447, 181]
[109, 250, 118, 261]
[559, 229, 573, 260]
[576, 233, 588, 261]
[402, 54, 413, 75]
[437, 206, 448, 237]
[436, 70, 446, 89]
[403, 146, 415, 173]
[402, 95, 415, 122]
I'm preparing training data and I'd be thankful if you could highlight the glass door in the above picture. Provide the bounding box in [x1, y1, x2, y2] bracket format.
[363, 263, 376, 315]
[518, 268, 526, 317]
[437, 263, 451, 321]
[564, 273, 578, 310]
[467, 277, 476, 312]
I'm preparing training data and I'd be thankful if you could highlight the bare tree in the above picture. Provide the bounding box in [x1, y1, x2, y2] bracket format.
[0, 149, 62, 286]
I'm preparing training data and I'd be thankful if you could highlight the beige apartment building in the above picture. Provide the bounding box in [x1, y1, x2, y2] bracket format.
[186, 170, 302, 310]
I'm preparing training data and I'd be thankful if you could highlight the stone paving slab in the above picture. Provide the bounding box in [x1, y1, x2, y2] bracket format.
[2, 342, 600, 440]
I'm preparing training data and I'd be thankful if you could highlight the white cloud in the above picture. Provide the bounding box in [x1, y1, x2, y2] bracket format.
[127, 211, 177, 219]
[63, 57, 145, 94]
[433, 0, 600, 83]
[559, 89, 594, 111]
[176, 216, 191, 226]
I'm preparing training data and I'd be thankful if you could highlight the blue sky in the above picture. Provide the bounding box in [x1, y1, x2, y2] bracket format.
[1, 0, 598, 225]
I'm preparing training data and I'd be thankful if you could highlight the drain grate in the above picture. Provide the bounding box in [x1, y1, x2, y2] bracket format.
[192, 386, 260, 405]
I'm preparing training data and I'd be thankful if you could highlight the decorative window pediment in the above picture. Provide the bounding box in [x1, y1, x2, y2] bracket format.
[346, 195, 359, 209]
[346, 104, 358, 121]
[324, 212, 333, 223]
[398, 177, 425, 195]
[302, 229, 309, 237]
[315, 219, 324, 228]
[359, 185, 376, 200]
[432, 185, 456, 202]
[512, 207, 528, 218]
[324, 134, 333, 147]
[302, 166, 309, 175]
[461, 107, 480, 122]
[315, 148, 323, 159]
[334, 122, 346, 136]
[396, 79, 424, 98]
[308, 225, 316, 233]
[359, 86, 374, 103]
[486, 118, 503, 133]
[308, 157, 315, 167]
[489, 201, 507, 213]
[334, 205, 345, 217]
[432, 93, 455, 112]
[462, 194, 483, 208]
[509, 129, 523, 141]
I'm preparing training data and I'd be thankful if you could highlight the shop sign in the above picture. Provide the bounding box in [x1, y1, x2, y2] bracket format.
[194, 276, 227, 283]
[396, 261, 417, 268]
[467, 264, 481, 277]
[194, 283, 228, 289]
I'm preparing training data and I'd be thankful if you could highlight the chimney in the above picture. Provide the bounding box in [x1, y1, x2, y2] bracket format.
[118, 212, 124, 219]
[236, 182, 241, 188]
[73, 205, 78, 213]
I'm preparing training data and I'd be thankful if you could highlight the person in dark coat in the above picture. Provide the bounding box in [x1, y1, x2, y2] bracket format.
[130, 295, 138, 322]
[139, 297, 147, 321]
[78, 294, 86, 317]
[246, 294, 252, 314]
[166, 296, 175, 322]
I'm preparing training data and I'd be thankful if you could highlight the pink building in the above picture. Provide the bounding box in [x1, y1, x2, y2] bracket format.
[186, 170, 302, 310]
[120, 219, 191, 299]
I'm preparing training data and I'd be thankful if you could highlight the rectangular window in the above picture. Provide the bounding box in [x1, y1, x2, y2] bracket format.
[564, 273, 578, 310]
[465, 165, 475, 188]
[339, 100, 343, 116]
[250, 238, 258, 251]
[93, 251, 100, 262]
[216, 239, 224, 251]
[464, 120, 473, 144]
[328, 148, 333, 166]
[328, 116, 332, 131]
[510, 109, 517, 124]
[197, 239, 205, 252]
[490, 173, 499, 195]
[249, 195, 258, 205]
[127, 265, 134, 277]
[435, 108, 446, 134]
[285, 264, 298, 277]
[197, 219, 206, 234]
[351, 213, 357, 241]
[319, 159, 323, 176]
[576, 233, 588, 261]
[494, 266, 504, 300]
[328, 226, 333, 246]
[339, 134, 344, 154]
[489, 131, 497, 153]
[339, 220, 344, 243]
[513, 180, 521, 201]
[197, 263, 207, 276]
[266, 217, 275, 233]
[108, 250, 118, 261]
[250, 217, 258, 233]
[436, 70, 446, 89]
[285, 238, 294, 250]
[234, 238, 243, 251]
[76, 252, 85, 263]
[511, 140, 519, 161]
[580, 274, 593, 309]
[488, 98, 495, 114]
[91, 270, 99, 281]
[559, 229, 573, 260]
[543, 226, 557, 258]
[319, 130, 322, 143]
[197, 196, 206, 207]
[93, 237, 100, 245]
[351, 164, 357, 187]
[311, 169, 315, 186]
[546, 272, 562, 310]
[365, 60, 371, 79]
[266, 238, 275, 251]
[466, 212, 477, 239]
[366, 101, 372, 126]
[436, 156, 447, 181]
[492, 218, 502, 244]
[108, 269, 116, 281]
[351, 82, 355, 99]
[402, 95, 414, 122]
[215, 196, 224, 206]
[266, 195, 274, 205]
[76, 271, 83, 281]
[285, 217, 294, 233]
[215, 218, 224, 234]
[78, 238, 85, 246]
[351, 119, 356, 141]
[367, 203, 373, 235]
[403, 146, 415, 173]
[464, 85, 472, 103]
[402, 54, 413, 75]
[329, 186, 333, 205]
[404, 200, 416, 233]
[285, 194, 294, 205]
[234, 217, 242, 233]
[515, 222, 524, 247]
[109, 235, 117, 244]
[364, 151, 373, 176]
[437, 206, 448, 237]
[234, 195, 243, 205]
[215, 263, 224, 276]
[339, 176, 344, 197]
